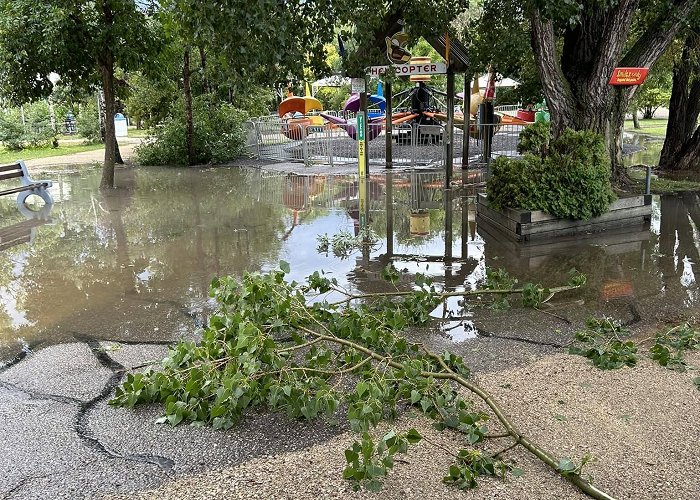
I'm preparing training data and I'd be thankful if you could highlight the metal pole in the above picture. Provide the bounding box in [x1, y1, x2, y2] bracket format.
[462, 72, 470, 170]
[386, 172, 394, 256]
[461, 177, 469, 259]
[645, 166, 652, 195]
[360, 89, 369, 178]
[446, 70, 455, 189]
[360, 82, 370, 235]
[385, 80, 393, 169]
[444, 187, 453, 260]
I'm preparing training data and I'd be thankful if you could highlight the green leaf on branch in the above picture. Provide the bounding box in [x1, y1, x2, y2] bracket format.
[108, 267, 596, 496]
[569, 317, 637, 369]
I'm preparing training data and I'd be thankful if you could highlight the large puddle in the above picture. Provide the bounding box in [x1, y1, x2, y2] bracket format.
[1, 165, 698, 361]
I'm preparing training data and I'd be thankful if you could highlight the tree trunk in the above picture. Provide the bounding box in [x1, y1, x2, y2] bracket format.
[98, 0, 116, 189]
[632, 109, 640, 129]
[659, 32, 700, 170]
[115, 140, 124, 164]
[99, 59, 116, 188]
[530, 7, 633, 182]
[183, 48, 195, 166]
[669, 126, 700, 170]
[529, 0, 697, 183]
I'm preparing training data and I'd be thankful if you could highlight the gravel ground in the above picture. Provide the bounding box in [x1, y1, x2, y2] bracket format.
[125, 351, 700, 500]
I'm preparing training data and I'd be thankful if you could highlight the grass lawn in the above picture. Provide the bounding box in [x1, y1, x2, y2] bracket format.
[624, 118, 668, 138]
[0, 143, 104, 164]
[127, 127, 151, 138]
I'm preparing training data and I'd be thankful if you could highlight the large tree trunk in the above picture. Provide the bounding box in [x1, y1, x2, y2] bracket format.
[529, 0, 697, 183]
[115, 141, 124, 164]
[99, 0, 116, 189]
[99, 58, 116, 188]
[183, 48, 195, 166]
[669, 126, 700, 170]
[659, 32, 700, 170]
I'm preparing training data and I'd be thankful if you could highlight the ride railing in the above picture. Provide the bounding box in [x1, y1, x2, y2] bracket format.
[246, 117, 521, 169]
[494, 104, 522, 116]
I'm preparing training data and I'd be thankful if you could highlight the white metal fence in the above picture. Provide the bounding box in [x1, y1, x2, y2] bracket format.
[245, 117, 526, 169]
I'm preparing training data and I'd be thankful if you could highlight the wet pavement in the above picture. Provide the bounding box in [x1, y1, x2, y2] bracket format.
[1, 163, 699, 498]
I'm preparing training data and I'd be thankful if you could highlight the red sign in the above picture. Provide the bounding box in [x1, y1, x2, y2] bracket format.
[609, 67, 649, 86]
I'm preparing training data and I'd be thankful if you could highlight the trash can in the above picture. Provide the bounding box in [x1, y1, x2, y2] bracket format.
[114, 113, 128, 137]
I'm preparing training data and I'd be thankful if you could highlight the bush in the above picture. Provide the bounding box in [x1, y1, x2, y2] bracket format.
[487, 128, 616, 220]
[0, 109, 25, 151]
[135, 96, 249, 166]
[0, 103, 56, 150]
[516, 120, 550, 155]
[23, 101, 55, 148]
[77, 100, 102, 143]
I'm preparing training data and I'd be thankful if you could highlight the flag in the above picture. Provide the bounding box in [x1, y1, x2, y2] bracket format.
[338, 34, 346, 59]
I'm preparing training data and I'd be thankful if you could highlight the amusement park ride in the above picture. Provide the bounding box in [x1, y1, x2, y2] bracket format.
[277, 60, 532, 142]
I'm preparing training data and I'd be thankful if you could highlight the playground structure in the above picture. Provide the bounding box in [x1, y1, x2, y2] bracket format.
[278, 83, 324, 140]
[249, 32, 536, 172]
[247, 82, 528, 169]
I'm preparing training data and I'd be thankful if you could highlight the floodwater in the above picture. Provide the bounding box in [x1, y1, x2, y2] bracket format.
[1, 165, 698, 361]
[623, 133, 664, 166]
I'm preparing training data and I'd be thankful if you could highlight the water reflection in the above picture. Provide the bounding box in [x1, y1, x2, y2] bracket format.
[1, 165, 699, 360]
[624, 135, 664, 166]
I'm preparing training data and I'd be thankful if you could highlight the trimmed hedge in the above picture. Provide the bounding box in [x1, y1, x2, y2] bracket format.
[487, 127, 616, 220]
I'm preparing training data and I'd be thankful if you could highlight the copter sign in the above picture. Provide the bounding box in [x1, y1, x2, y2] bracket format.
[368, 62, 447, 77]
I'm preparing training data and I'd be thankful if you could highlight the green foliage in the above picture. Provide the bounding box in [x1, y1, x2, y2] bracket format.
[343, 429, 421, 491]
[0, 0, 160, 104]
[517, 121, 550, 155]
[135, 96, 249, 166]
[443, 449, 512, 490]
[22, 101, 55, 148]
[481, 267, 577, 310]
[315, 85, 352, 112]
[316, 229, 379, 259]
[124, 72, 178, 129]
[0, 108, 25, 151]
[487, 128, 616, 220]
[556, 453, 594, 479]
[650, 324, 699, 372]
[0, 102, 55, 150]
[77, 100, 102, 144]
[109, 265, 546, 493]
[569, 317, 638, 370]
[484, 267, 517, 310]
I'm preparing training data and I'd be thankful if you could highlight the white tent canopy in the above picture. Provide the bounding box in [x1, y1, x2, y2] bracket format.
[477, 73, 520, 88]
[311, 75, 351, 94]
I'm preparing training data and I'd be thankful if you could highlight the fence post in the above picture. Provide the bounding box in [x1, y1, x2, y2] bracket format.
[328, 124, 334, 168]
[302, 124, 309, 165]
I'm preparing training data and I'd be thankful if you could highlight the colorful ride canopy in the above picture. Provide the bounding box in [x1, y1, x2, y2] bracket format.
[278, 96, 323, 117]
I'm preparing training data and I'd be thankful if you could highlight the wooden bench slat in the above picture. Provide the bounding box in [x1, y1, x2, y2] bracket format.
[0, 171, 24, 181]
[0, 161, 53, 206]
[0, 235, 31, 251]
[0, 182, 48, 196]
[0, 163, 22, 173]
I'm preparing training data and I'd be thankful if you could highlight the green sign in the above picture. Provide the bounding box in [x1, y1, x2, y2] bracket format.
[357, 112, 365, 141]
